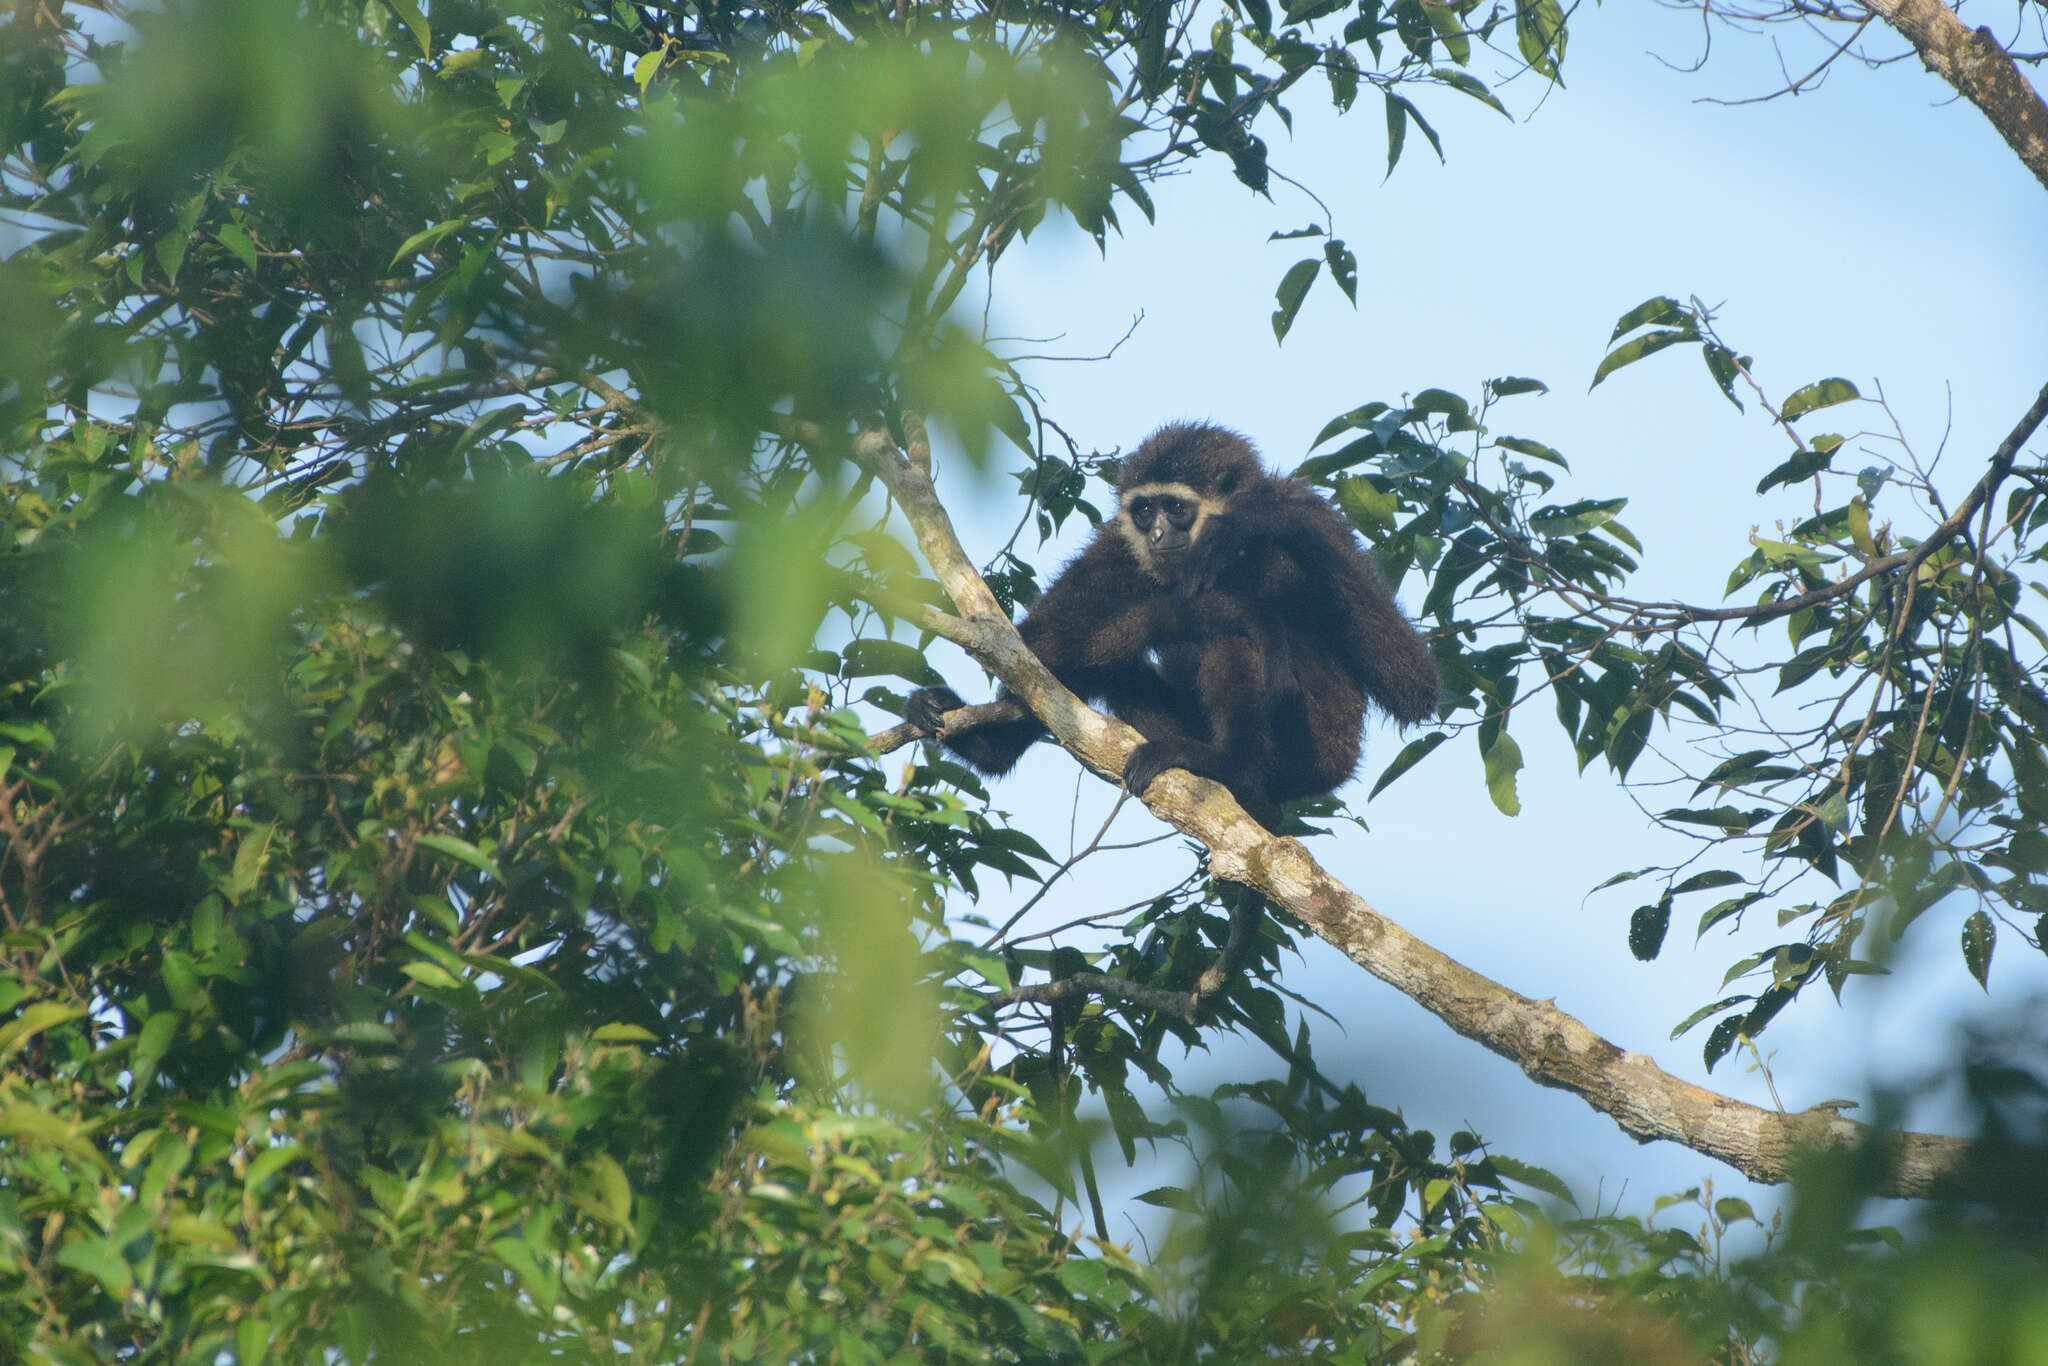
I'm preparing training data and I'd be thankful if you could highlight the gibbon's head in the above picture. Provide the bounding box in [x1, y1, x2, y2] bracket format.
[1115, 423, 1265, 580]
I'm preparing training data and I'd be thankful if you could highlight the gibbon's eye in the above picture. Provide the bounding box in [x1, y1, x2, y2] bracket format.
[1128, 497, 1156, 530]
[1162, 497, 1195, 528]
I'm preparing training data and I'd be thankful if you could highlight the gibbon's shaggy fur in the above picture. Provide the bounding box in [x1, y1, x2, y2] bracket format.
[908, 423, 1438, 827]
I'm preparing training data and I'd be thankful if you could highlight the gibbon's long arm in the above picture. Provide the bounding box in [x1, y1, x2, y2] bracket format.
[1184, 486, 1438, 725]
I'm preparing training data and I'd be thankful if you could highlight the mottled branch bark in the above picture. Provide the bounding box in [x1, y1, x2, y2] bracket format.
[821, 413, 2041, 1205]
[1866, 0, 2048, 193]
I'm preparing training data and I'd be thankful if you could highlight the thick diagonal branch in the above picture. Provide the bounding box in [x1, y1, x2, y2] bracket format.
[828, 414, 2038, 1206]
[1866, 0, 2048, 193]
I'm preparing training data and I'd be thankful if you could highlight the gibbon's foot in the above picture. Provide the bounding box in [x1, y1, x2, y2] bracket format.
[1121, 739, 1175, 800]
[1124, 740, 1278, 827]
[905, 686, 965, 737]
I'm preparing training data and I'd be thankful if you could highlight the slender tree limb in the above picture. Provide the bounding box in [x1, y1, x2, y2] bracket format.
[1002, 971, 1207, 1024]
[871, 698, 1031, 757]
[819, 411, 2044, 1205]
[1607, 377, 2048, 627]
[1864, 0, 2048, 193]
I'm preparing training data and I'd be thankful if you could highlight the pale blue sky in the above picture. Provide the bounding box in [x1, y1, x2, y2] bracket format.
[916, 4, 2048, 1221]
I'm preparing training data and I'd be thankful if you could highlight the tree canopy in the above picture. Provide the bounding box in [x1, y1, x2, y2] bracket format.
[1, 0, 2045, 1360]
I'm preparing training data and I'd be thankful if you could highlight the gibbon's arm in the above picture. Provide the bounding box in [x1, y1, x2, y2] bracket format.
[908, 537, 1168, 777]
[1186, 491, 1438, 725]
[1016, 537, 1254, 675]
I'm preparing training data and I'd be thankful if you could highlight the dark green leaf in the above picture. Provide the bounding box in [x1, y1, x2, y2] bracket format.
[1368, 730, 1447, 797]
[1591, 327, 1698, 389]
[1495, 435, 1568, 468]
[1528, 498, 1627, 539]
[1701, 343, 1744, 410]
[1324, 238, 1358, 303]
[1271, 257, 1321, 342]
[1629, 898, 1671, 960]
[383, 0, 431, 57]
[841, 638, 944, 686]
[1703, 1017, 1744, 1071]
[1670, 995, 1750, 1040]
[1962, 909, 1994, 989]
[1607, 296, 1690, 342]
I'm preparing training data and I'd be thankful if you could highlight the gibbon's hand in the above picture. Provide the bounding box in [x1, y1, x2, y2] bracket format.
[1176, 525, 1257, 596]
[905, 686, 966, 736]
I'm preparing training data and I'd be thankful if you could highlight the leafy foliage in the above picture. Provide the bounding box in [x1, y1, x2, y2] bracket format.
[0, 0, 1590, 1358]
[2, 0, 2044, 1359]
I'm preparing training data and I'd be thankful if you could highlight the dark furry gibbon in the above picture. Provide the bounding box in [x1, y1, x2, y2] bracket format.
[907, 422, 1439, 827]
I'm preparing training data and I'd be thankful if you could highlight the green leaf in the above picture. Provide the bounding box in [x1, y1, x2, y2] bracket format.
[592, 1023, 659, 1044]
[1135, 1185, 1199, 1212]
[245, 1142, 309, 1190]
[215, 222, 260, 271]
[1325, 45, 1360, 110]
[1494, 435, 1568, 468]
[1669, 995, 1749, 1039]
[573, 1152, 634, 1229]
[390, 218, 466, 268]
[1484, 1154, 1575, 1203]
[153, 193, 207, 283]
[1591, 327, 1697, 389]
[226, 824, 272, 901]
[400, 961, 464, 990]
[1629, 898, 1670, 960]
[1432, 69, 1505, 116]
[1323, 238, 1358, 303]
[1714, 1196, 1757, 1226]
[130, 1011, 178, 1101]
[1528, 498, 1627, 539]
[1697, 894, 1762, 941]
[1271, 258, 1321, 341]
[841, 638, 943, 686]
[1701, 343, 1744, 410]
[1607, 296, 1689, 342]
[384, 0, 431, 58]
[1702, 1016, 1744, 1071]
[1057, 1257, 1110, 1298]
[1410, 388, 1473, 429]
[1780, 377, 1861, 422]
[1383, 93, 1442, 175]
[1514, 0, 1567, 80]
[56, 1237, 133, 1299]
[0, 1002, 85, 1061]
[1368, 730, 1446, 797]
[633, 49, 664, 92]
[1961, 909, 1994, 989]
[1482, 731, 1523, 816]
[414, 833, 504, 881]
[1423, 1, 1471, 63]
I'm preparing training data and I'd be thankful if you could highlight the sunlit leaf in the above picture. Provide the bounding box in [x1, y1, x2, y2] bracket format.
[1780, 377, 1861, 422]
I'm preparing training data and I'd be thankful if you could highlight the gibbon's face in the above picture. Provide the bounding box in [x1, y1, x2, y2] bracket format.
[1118, 481, 1226, 579]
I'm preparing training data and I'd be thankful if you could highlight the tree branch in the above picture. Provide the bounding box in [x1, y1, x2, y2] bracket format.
[831, 412, 2044, 1205]
[871, 698, 1030, 757]
[1647, 377, 2048, 626]
[1864, 0, 2048, 193]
